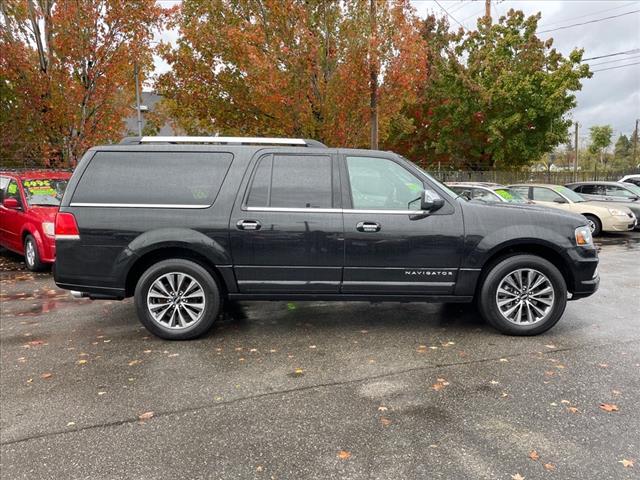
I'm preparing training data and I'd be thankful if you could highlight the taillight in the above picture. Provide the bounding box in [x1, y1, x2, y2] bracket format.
[55, 212, 80, 239]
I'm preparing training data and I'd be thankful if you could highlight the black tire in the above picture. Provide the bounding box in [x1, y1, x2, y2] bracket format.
[134, 259, 222, 340]
[24, 234, 46, 272]
[583, 214, 602, 236]
[477, 254, 567, 336]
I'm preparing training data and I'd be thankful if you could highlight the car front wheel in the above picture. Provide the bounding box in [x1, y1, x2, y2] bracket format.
[134, 259, 222, 340]
[478, 254, 567, 335]
[24, 234, 45, 272]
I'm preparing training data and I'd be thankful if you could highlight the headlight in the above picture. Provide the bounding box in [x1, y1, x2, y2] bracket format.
[42, 222, 55, 236]
[608, 208, 627, 216]
[575, 225, 593, 247]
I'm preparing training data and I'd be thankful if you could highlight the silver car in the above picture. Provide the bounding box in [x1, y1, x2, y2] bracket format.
[565, 181, 640, 229]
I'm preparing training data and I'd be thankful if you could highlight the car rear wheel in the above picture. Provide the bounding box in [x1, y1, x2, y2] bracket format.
[478, 254, 567, 335]
[583, 214, 602, 236]
[23, 234, 45, 272]
[134, 259, 222, 340]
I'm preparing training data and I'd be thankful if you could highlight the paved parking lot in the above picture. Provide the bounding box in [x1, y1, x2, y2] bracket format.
[1, 233, 639, 479]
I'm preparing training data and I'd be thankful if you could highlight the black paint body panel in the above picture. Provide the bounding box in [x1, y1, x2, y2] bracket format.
[54, 144, 599, 303]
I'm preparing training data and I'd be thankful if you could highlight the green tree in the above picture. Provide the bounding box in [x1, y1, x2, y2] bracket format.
[588, 125, 613, 168]
[393, 10, 591, 170]
[614, 134, 631, 160]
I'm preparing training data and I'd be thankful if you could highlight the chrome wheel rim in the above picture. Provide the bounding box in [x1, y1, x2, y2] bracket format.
[495, 268, 555, 325]
[25, 240, 35, 267]
[586, 218, 596, 233]
[146, 272, 206, 330]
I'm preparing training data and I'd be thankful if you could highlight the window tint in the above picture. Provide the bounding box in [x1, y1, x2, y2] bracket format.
[246, 155, 332, 208]
[73, 152, 233, 205]
[510, 186, 530, 198]
[606, 185, 636, 198]
[472, 188, 499, 202]
[5, 179, 22, 206]
[532, 187, 562, 202]
[346, 156, 423, 210]
[579, 184, 605, 195]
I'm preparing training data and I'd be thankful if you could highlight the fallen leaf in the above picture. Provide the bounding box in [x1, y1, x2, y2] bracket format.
[138, 411, 154, 421]
[128, 360, 141, 366]
[598, 363, 608, 368]
[544, 344, 556, 349]
[309, 345, 316, 349]
[499, 358, 508, 362]
[567, 406, 579, 414]
[40, 372, 53, 379]
[98, 391, 106, 395]
[380, 417, 392, 426]
[511, 474, 525, 480]
[168, 353, 179, 357]
[529, 450, 540, 461]
[501, 392, 509, 398]
[619, 459, 634, 468]
[337, 450, 351, 460]
[143, 350, 152, 354]
[77, 359, 87, 365]
[67, 421, 76, 427]
[25, 340, 45, 347]
[560, 400, 571, 404]
[490, 380, 499, 385]
[612, 390, 621, 395]
[599, 403, 619, 412]
[294, 368, 304, 376]
[256, 465, 264, 472]
[543, 463, 556, 471]
[378, 406, 388, 412]
[249, 348, 258, 352]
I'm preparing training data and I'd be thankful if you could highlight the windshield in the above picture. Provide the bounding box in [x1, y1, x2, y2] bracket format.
[22, 179, 68, 207]
[493, 188, 528, 204]
[623, 183, 640, 196]
[554, 185, 585, 203]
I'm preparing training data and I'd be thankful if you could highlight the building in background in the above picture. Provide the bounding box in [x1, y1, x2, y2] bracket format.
[124, 92, 176, 136]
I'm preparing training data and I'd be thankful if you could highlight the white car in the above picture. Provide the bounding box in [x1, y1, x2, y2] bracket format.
[619, 174, 640, 187]
[509, 184, 636, 236]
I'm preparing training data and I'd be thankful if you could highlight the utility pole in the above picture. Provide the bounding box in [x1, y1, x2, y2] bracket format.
[573, 122, 579, 182]
[369, 0, 378, 150]
[633, 118, 639, 166]
[134, 62, 143, 137]
[485, 0, 491, 23]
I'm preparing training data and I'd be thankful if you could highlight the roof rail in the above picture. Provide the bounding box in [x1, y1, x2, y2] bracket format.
[119, 136, 327, 148]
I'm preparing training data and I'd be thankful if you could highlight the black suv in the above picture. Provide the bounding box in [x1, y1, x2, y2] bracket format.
[54, 137, 599, 340]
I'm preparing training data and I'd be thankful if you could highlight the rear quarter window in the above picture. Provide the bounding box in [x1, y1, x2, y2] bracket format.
[72, 151, 233, 206]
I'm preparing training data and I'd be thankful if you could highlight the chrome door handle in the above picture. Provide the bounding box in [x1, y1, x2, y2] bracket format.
[356, 221, 381, 233]
[237, 220, 261, 231]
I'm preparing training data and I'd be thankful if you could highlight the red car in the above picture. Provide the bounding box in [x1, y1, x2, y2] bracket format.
[0, 170, 72, 271]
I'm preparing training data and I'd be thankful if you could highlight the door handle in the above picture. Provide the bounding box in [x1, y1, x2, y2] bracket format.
[236, 220, 261, 231]
[356, 221, 381, 233]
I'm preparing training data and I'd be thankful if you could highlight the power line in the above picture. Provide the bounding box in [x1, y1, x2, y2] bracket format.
[591, 61, 640, 73]
[582, 48, 640, 61]
[588, 54, 640, 67]
[537, 1, 636, 29]
[536, 9, 640, 34]
[433, 0, 468, 30]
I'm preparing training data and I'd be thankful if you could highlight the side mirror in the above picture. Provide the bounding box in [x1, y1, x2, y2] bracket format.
[421, 189, 445, 212]
[553, 197, 567, 204]
[2, 198, 20, 210]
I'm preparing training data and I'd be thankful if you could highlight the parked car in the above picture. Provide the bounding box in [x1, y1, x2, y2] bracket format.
[0, 170, 72, 270]
[619, 174, 640, 187]
[565, 181, 640, 229]
[447, 182, 531, 204]
[55, 136, 599, 340]
[509, 184, 636, 236]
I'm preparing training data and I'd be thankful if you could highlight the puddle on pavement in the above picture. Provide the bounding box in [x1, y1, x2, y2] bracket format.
[595, 232, 640, 251]
[0, 289, 90, 317]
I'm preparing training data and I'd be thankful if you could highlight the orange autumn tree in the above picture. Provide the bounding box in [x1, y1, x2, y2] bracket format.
[0, 0, 163, 167]
[157, 0, 426, 148]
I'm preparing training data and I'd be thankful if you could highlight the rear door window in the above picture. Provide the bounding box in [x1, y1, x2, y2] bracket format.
[606, 185, 636, 198]
[532, 187, 563, 202]
[72, 152, 233, 206]
[246, 155, 333, 208]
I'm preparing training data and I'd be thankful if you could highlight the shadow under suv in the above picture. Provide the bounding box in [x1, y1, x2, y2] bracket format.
[54, 137, 599, 340]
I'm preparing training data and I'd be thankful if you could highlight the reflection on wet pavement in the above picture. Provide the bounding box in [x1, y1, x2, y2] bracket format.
[594, 232, 640, 250]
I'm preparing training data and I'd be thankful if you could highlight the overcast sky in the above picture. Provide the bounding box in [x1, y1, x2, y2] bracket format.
[153, 0, 640, 141]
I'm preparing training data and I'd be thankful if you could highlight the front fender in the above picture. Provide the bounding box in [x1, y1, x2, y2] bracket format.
[464, 224, 573, 268]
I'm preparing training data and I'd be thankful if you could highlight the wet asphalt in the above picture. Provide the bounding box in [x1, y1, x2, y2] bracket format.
[0, 233, 639, 480]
